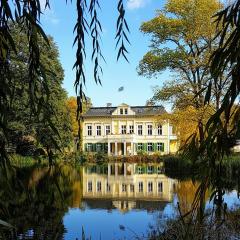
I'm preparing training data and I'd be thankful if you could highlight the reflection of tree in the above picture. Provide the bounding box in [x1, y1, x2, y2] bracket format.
[0, 164, 82, 240]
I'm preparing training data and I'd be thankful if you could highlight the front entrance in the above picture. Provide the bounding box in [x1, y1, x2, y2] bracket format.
[109, 142, 134, 156]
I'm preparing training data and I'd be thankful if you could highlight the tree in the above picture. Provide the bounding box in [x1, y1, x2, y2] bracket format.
[6, 24, 73, 157]
[138, 0, 228, 112]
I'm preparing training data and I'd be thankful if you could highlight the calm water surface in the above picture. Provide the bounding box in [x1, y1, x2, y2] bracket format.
[0, 162, 239, 239]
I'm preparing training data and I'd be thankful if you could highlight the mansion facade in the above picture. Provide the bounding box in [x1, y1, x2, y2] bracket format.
[82, 103, 178, 156]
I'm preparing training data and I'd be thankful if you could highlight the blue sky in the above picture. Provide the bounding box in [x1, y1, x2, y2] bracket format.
[40, 0, 170, 108]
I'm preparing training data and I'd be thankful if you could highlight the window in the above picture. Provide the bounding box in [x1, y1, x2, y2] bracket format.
[88, 181, 92, 192]
[121, 125, 127, 134]
[138, 182, 143, 192]
[86, 143, 92, 152]
[129, 125, 134, 134]
[147, 166, 154, 174]
[106, 183, 111, 192]
[157, 166, 162, 174]
[147, 124, 153, 135]
[120, 108, 123, 114]
[122, 184, 127, 192]
[148, 182, 153, 193]
[96, 143, 102, 152]
[158, 182, 163, 193]
[147, 143, 153, 152]
[137, 143, 143, 151]
[125, 108, 128, 114]
[130, 184, 134, 193]
[87, 125, 92, 136]
[96, 125, 101, 136]
[105, 125, 111, 135]
[157, 125, 162, 135]
[138, 125, 143, 135]
[157, 143, 164, 152]
[97, 181, 101, 192]
[137, 166, 143, 174]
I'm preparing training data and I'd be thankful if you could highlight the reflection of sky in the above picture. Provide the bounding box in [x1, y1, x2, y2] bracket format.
[63, 196, 179, 240]
[63, 208, 157, 240]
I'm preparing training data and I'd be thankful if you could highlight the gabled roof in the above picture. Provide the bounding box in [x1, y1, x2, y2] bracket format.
[83, 105, 166, 117]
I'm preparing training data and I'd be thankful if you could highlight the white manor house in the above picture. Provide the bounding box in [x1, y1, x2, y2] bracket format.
[82, 103, 178, 156]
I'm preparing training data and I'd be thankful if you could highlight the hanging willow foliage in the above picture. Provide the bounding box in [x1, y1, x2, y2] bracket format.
[0, 0, 130, 158]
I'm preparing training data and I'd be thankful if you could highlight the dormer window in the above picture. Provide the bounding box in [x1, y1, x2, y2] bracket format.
[120, 108, 123, 114]
[125, 108, 128, 114]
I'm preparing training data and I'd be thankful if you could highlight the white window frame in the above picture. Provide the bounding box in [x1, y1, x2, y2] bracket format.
[106, 183, 111, 192]
[157, 143, 164, 152]
[105, 125, 111, 135]
[96, 125, 101, 136]
[138, 166, 143, 174]
[122, 183, 127, 192]
[147, 143, 153, 152]
[137, 125, 143, 135]
[121, 125, 127, 134]
[157, 125, 163, 135]
[137, 143, 143, 151]
[147, 124, 153, 135]
[88, 181, 92, 192]
[148, 182, 153, 193]
[138, 182, 143, 192]
[87, 125, 92, 136]
[147, 165, 154, 174]
[86, 143, 92, 152]
[129, 125, 134, 134]
[96, 143, 102, 152]
[97, 181, 102, 192]
[158, 182, 163, 193]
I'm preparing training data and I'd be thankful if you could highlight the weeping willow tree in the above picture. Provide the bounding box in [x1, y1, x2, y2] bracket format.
[0, 0, 130, 164]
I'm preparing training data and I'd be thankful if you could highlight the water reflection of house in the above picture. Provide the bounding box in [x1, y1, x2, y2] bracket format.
[82, 163, 175, 212]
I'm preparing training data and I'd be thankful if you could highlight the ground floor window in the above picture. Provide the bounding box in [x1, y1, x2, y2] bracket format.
[88, 181, 92, 192]
[122, 184, 127, 192]
[97, 181, 101, 192]
[137, 166, 143, 174]
[138, 181, 143, 192]
[157, 143, 164, 152]
[86, 143, 92, 152]
[137, 143, 143, 151]
[158, 182, 163, 193]
[106, 183, 111, 192]
[147, 143, 153, 152]
[96, 143, 102, 152]
[148, 182, 153, 193]
[147, 165, 154, 174]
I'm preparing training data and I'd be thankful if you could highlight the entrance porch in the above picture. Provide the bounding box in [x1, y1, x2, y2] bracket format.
[108, 142, 135, 156]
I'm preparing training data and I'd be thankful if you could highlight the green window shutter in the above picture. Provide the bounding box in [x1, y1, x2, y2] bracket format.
[154, 143, 157, 152]
[162, 143, 164, 152]
[85, 143, 87, 152]
[93, 143, 96, 152]
[104, 143, 108, 153]
[143, 143, 147, 151]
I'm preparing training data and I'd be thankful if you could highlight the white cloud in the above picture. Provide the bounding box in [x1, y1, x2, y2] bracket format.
[127, 0, 150, 10]
[39, 1, 60, 25]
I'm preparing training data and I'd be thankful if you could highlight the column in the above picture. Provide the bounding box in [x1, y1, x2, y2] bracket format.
[108, 142, 111, 155]
[131, 142, 134, 156]
[124, 163, 127, 177]
[115, 142, 117, 156]
[108, 163, 111, 177]
[124, 141, 127, 156]
[115, 163, 118, 176]
[167, 120, 170, 154]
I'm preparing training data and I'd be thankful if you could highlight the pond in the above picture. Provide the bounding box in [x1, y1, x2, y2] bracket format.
[0, 161, 239, 239]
